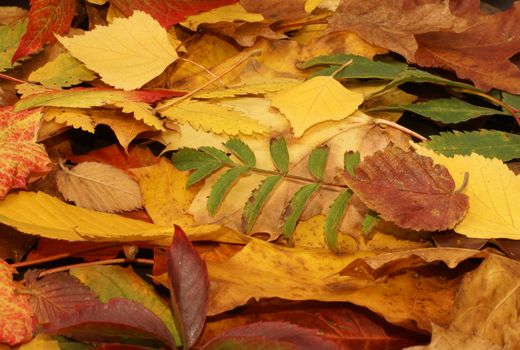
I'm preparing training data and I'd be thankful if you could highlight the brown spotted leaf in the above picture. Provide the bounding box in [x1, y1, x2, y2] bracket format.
[342, 146, 469, 231]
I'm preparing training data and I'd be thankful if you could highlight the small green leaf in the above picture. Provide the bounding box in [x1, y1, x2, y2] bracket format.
[200, 146, 233, 164]
[387, 68, 478, 91]
[344, 151, 360, 177]
[225, 139, 256, 167]
[186, 162, 222, 188]
[423, 130, 520, 162]
[282, 183, 320, 241]
[502, 92, 520, 110]
[324, 190, 353, 252]
[172, 148, 217, 171]
[362, 211, 380, 237]
[308, 146, 329, 181]
[242, 175, 283, 233]
[208, 167, 250, 215]
[370, 98, 505, 124]
[270, 137, 289, 173]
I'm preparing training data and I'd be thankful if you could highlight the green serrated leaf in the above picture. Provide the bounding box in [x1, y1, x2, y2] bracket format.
[171, 148, 218, 171]
[0, 18, 27, 72]
[208, 167, 250, 215]
[502, 92, 520, 110]
[324, 190, 353, 252]
[344, 151, 360, 177]
[270, 137, 289, 173]
[186, 162, 223, 188]
[308, 146, 329, 181]
[282, 183, 321, 241]
[387, 68, 478, 91]
[362, 211, 380, 237]
[301, 54, 407, 80]
[224, 139, 256, 167]
[371, 98, 505, 124]
[242, 175, 283, 233]
[200, 146, 233, 164]
[424, 130, 520, 162]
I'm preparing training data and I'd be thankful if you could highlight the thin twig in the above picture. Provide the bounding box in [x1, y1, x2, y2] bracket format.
[373, 118, 428, 141]
[0, 72, 27, 84]
[178, 57, 224, 85]
[331, 59, 353, 79]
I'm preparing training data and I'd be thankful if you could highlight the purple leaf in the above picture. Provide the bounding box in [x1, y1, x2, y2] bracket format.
[202, 321, 340, 350]
[168, 225, 210, 349]
[43, 298, 174, 348]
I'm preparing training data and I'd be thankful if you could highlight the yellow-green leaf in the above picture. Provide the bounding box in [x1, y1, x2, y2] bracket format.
[57, 11, 179, 90]
[193, 79, 300, 99]
[180, 3, 263, 31]
[28, 52, 96, 88]
[271, 76, 364, 137]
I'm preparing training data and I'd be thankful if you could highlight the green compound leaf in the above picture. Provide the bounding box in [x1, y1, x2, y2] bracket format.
[423, 130, 520, 162]
[225, 138, 256, 167]
[242, 175, 284, 234]
[208, 167, 250, 215]
[362, 211, 380, 237]
[324, 190, 353, 252]
[308, 146, 329, 181]
[172, 148, 218, 171]
[270, 137, 289, 173]
[282, 183, 321, 242]
[387, 68, 478, 90]
[344, 151, 361, 177]
[187, 162, 222, 188]
[502, 92, 520, 110]
[371, 98, 505, 124]
[200, 146, 233, 164]
[0, 19, 27, 72]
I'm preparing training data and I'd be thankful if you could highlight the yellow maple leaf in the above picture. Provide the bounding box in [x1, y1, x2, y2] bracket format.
[180, 4, 263, 31]
[57, 11, 179, 90]
[0, 191, 172, 242]
[160, 100, 269, 136]
[415, 146, 520, 239]
[271, 76, 364, 137]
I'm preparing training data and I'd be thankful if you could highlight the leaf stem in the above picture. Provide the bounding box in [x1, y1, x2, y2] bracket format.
[0, 72, 27, 84]
[331, 59, 353, 79]
[373, 118, 428, 141]
[155, 49, 262, 112]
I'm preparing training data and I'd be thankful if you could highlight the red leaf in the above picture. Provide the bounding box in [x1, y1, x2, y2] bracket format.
[202, 321, 340, 350]
[168, 225, 210, 349]
[25, 271, 101, 324]
[0, 106, 51, 199]
[110, 0, 238, 28]
[12, 0, 75, 62]
[342, 146, 469, 231]
[43, 298, 174, 348]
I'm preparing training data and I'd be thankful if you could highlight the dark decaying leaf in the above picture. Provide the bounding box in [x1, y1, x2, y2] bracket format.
[202, 321, 340, 350]
[168, 225, 210, 349]
[43, 298, 175, 348]
[342, 145, 469, 231]
[25, 271, 100, 324]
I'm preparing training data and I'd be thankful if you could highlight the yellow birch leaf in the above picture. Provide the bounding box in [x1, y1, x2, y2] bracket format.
[160, 100, 269, 136]
[28, 52, 96, 88]
[271, 76, 364, 137]
[114, 101, 165, 131]
[43, 107, 95, 133]
[57, 11, 179, 90]
[180, 4, 263, 31]
[193, 79, 301, 99]
[415, 146, 520, 239]
[0, 191, 172, 241]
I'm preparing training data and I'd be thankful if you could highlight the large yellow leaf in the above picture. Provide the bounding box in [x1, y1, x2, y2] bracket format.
[57, 11, 179, 90]
[271, 76, 364, 137]
[415, 147, 520, 239]
[0, 191, 172, 241]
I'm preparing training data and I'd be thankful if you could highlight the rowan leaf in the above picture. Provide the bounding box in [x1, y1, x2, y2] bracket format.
[282, 183, 321, 241]
[0, 106, 51, 199]
[109, 0, 238, 28]
[242, 175, 283, 233]
[324, 190, 353, 252]
[344, 151, 360, 177]
[424, 130, 520, 161]
[28, 52, 96, 88]
[224, 138, 256, 167]
[168, 226, 209, 349]
[172, 148, 220, 171]
[57, 11, 180, 90]
[415, 146, 520, 239]
[362, 211, 380, 236]
[387, 68, 478, 90]
[208, 167, 250, 215]
[308, 146, 329, 181]
[0, 18, 27, 71]
[269, 138, 289, 173]
[56, 162, 143, 213]
[12, 0, 75, 61]
[0, 259, 33, 346]
[0, 191, 173, 241]
[199, 147, 232, 164]
[271, 76, 364, 137]
[342, 146, 469, 231]
[70, 265, 180, 346]
[160, 100, 269, 136]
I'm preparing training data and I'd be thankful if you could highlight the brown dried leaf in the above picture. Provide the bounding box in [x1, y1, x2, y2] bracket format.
[342, 146, 469, 231]
[240, 0, 307, 21]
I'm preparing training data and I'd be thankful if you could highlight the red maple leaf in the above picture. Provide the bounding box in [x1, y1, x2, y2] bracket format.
[12, 0, 75, 62]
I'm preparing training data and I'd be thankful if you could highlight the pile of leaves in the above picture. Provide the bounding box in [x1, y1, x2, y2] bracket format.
[0, 0, 519, 348]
